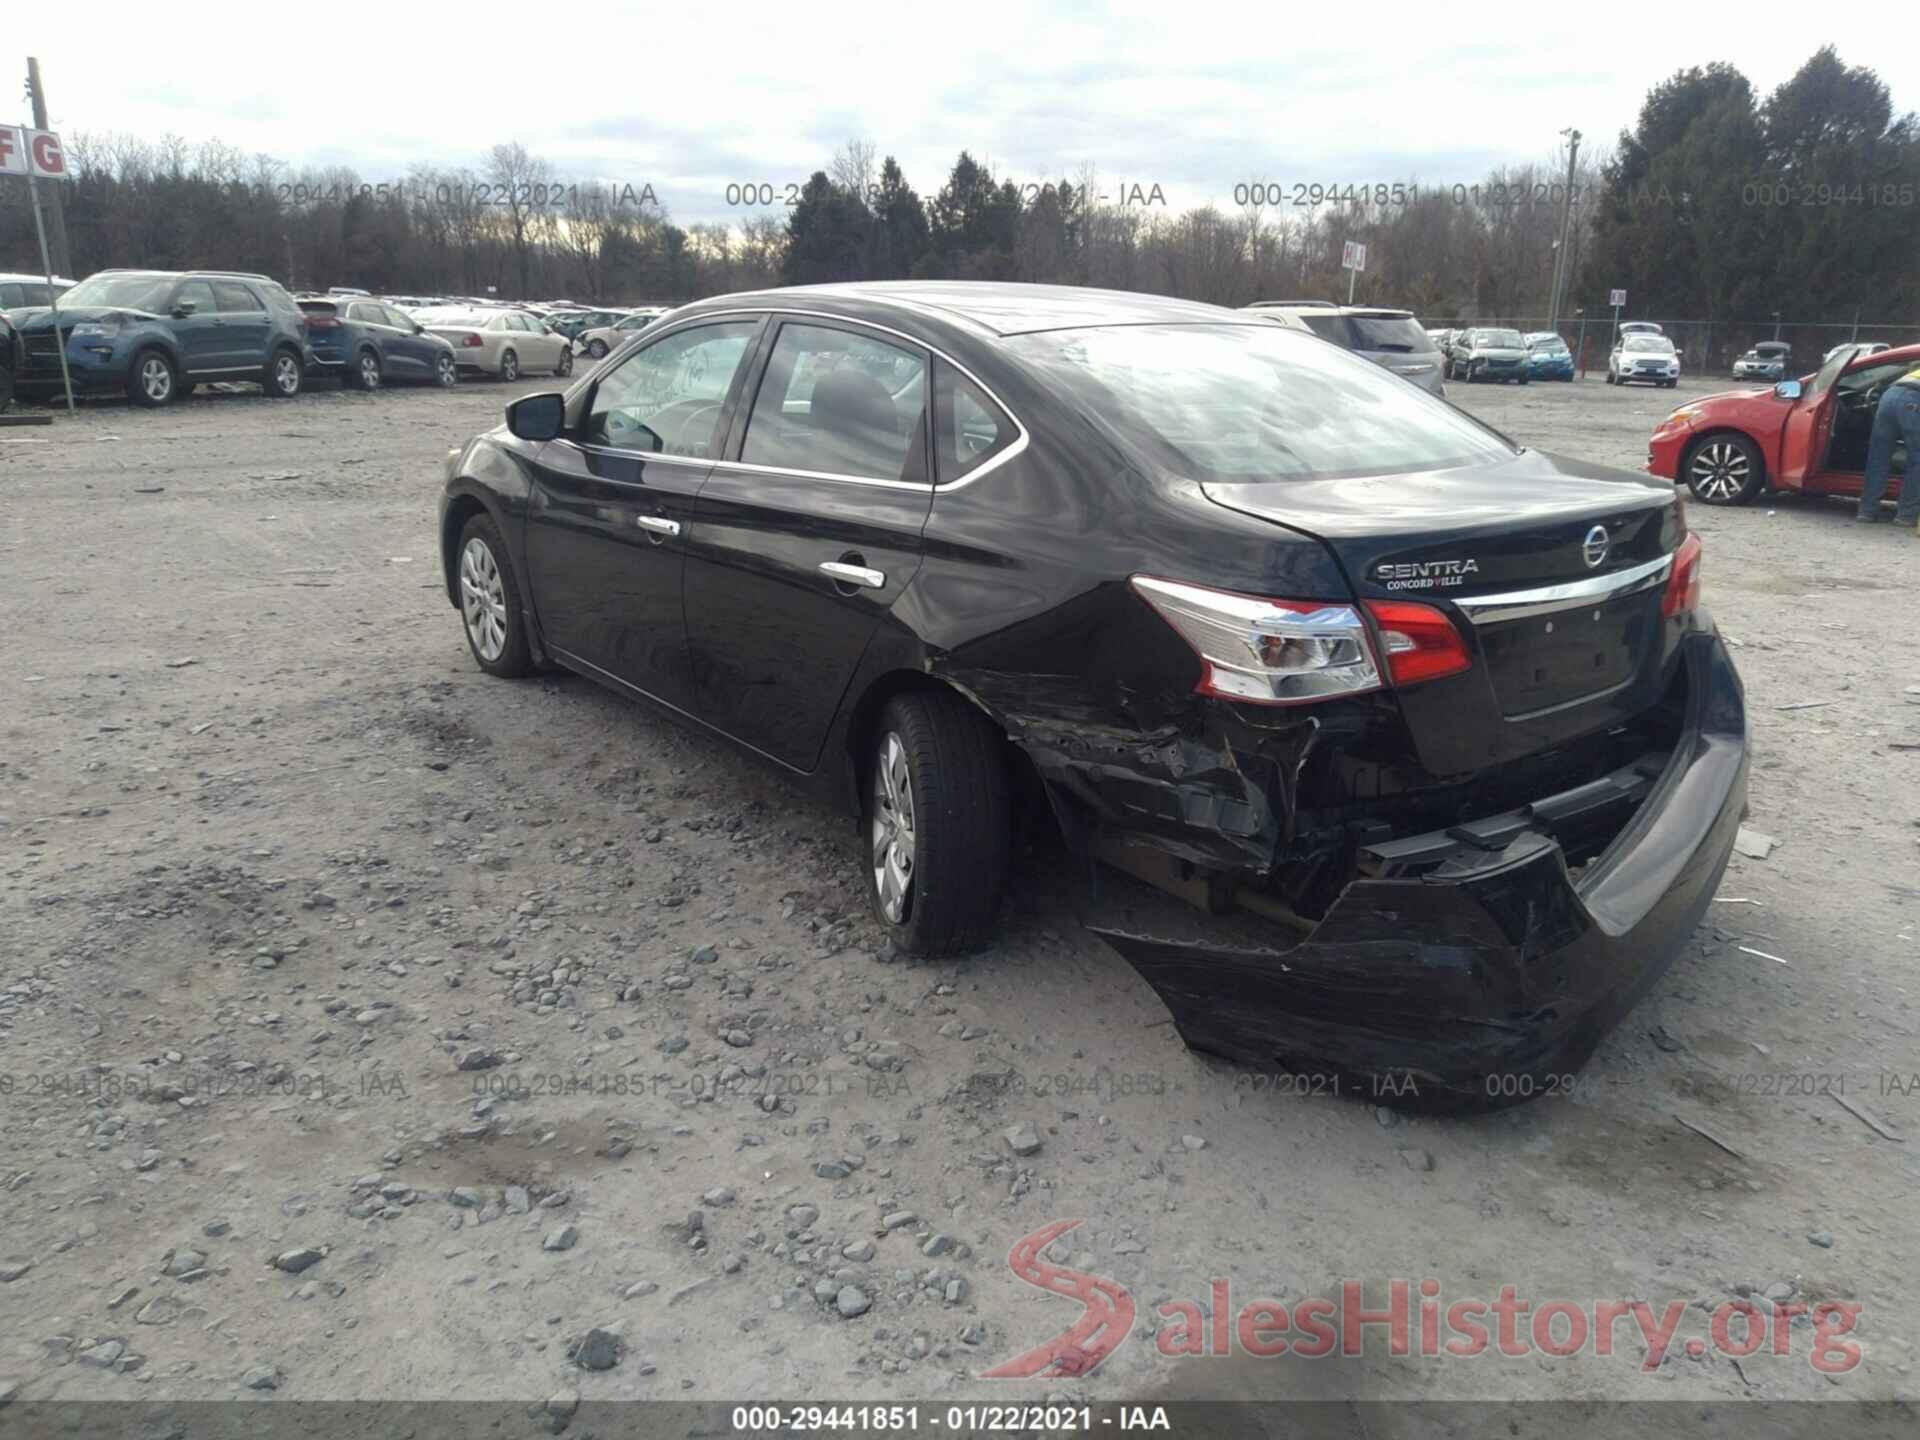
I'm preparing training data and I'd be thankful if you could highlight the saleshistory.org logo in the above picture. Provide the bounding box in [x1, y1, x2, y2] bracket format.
[984, 1221, 1862, 1378]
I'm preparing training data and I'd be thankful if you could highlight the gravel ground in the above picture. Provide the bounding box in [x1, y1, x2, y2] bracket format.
[1, 369, 1915, 1412]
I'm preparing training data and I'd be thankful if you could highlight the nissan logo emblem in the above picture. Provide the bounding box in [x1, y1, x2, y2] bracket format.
[1582, 525, 1611, 569]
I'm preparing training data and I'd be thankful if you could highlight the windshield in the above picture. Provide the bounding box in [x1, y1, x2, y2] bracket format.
[1008, 323, 1515, 482]
[1527, 335, 1569, 353]
[1472, 329, 1523, 348]
[417, 309, 485, 326]
[1624, 336, 1674, 353]
[61, 273, 176, 312]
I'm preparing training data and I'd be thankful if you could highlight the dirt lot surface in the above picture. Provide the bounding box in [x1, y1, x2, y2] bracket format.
[2, 370, 1916, 1416]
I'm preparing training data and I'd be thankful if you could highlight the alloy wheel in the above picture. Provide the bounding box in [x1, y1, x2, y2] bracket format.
[359, 352, 381, 390]
[501, 350, 519, 382]
[870, 732, 916, 924]
[1689, 440, 1751, 503]
[141, 357, 172, 403]
[556, 348, 573, 377]
[459, 537, 509, 662]
[274, 353, 301, 395]
[436, 353, 456, 387]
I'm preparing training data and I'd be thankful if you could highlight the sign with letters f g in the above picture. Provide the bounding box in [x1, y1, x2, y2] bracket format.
[0, 126, 70, 179]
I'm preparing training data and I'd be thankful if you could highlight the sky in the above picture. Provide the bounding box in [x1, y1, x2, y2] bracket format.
[12, 6, 1906, 229]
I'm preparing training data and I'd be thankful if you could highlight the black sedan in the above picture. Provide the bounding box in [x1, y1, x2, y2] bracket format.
[437, 282, 1748, 1108]
[298, 295, 458, 390]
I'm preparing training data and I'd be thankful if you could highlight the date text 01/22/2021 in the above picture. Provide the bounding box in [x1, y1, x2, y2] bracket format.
[729, 1405, 1171, 1431]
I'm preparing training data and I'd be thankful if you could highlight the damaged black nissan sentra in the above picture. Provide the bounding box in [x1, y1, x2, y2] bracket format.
[438, 282, 1748, 1108]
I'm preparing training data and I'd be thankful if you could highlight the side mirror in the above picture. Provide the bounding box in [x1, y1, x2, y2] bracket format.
[1774, 379, 1803, 400]
[172, 301, 198, 317]
[506, 392, 566, 442]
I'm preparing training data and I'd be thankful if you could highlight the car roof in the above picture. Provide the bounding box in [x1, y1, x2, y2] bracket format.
[677, 281, 1265, 339]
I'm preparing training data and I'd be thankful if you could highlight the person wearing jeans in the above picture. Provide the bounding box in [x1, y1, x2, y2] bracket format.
[1857, 364, 1920, 526]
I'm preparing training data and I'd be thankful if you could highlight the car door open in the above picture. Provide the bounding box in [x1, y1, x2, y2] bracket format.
[520, 318, 764, 709]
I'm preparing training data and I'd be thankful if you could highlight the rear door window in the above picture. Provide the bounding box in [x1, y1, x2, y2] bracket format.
[739, 323, 929, 482]
[172, 280, 217, 315]
[213, 281, 264, 313]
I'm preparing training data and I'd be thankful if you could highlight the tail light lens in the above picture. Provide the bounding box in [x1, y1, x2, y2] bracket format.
[461, 333, 483, 348]
[1131, 576, 1382, 704]
[1363, 600, 1472, 686]
[1662, 532, 1702, 617]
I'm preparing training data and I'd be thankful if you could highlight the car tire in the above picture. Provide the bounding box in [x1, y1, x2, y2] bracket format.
[349, 347, 381, 392]
[554, 347, 573, 378]
[1683, 433, 1765, 506]
[129, 348, 178, 407]
[435, 352, 457, 388]
[456, 513, 534, 678]
[586, 339, 608, 359]
[1518, 376, 1529, 385]
[865, 691, 1011, 957]
[265, 347, 303, 399]
[499, 349, 519, 383]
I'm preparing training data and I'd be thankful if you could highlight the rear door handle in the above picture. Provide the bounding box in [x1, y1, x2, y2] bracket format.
[819, 561, 885, 589]
[635, 515, 680, 537]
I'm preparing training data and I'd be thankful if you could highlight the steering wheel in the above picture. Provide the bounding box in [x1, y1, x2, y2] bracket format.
[649, 398, 724, 456]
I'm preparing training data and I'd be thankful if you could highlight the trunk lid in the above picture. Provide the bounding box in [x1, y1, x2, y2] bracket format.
[1202, 448, 1686, 775]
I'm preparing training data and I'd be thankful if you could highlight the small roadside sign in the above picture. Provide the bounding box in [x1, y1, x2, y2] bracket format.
[1609, 288, 1627, 308]
[1343, 241, 1368, 272]
[28, 129, 69, 180]
[0, 127, 26, 176]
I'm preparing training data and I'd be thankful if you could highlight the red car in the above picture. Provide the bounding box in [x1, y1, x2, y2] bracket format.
[1648, 341, 1919, 505]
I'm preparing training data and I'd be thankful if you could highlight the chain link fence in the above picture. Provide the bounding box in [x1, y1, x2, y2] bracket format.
[1427, 317, 1920, 378]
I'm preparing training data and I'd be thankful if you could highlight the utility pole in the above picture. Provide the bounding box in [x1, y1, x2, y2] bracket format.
[1547, 128, 1581, 334]
[25, 58, 73, 279]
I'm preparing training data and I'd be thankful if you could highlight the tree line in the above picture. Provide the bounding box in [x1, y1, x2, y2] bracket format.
[1, 47, 1911, 346]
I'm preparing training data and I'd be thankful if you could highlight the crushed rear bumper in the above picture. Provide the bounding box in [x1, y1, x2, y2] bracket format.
[1085, 631, 1747, 1109]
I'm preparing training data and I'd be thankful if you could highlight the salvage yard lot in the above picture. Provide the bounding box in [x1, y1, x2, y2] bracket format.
[1, 373, 1915, 1407]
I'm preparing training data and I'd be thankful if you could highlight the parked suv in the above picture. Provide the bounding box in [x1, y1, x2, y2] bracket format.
[1243, 301, 1445, 396]
[11, 269, 312, 406]
[298, 295, 458, 390]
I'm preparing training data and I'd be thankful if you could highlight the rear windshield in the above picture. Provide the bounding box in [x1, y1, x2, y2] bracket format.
[1470, 329, 1524, 348]
[1624, 335, 1675, 352]
[1346, 315, 1430, 353]
[1009, 323, 1516, 483]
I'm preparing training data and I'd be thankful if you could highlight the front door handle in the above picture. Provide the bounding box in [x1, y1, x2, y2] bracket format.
[635, 515, 681, 537]
[819, 560, 885, 589]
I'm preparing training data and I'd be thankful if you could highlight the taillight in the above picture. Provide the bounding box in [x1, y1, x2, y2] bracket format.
[305, 314, 341, 331]
[1363, 600, 1471, 686]
[461, 333, 483, 348]
[1131, 576, 1383, 704]
[1662, 532, 1702, 617]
